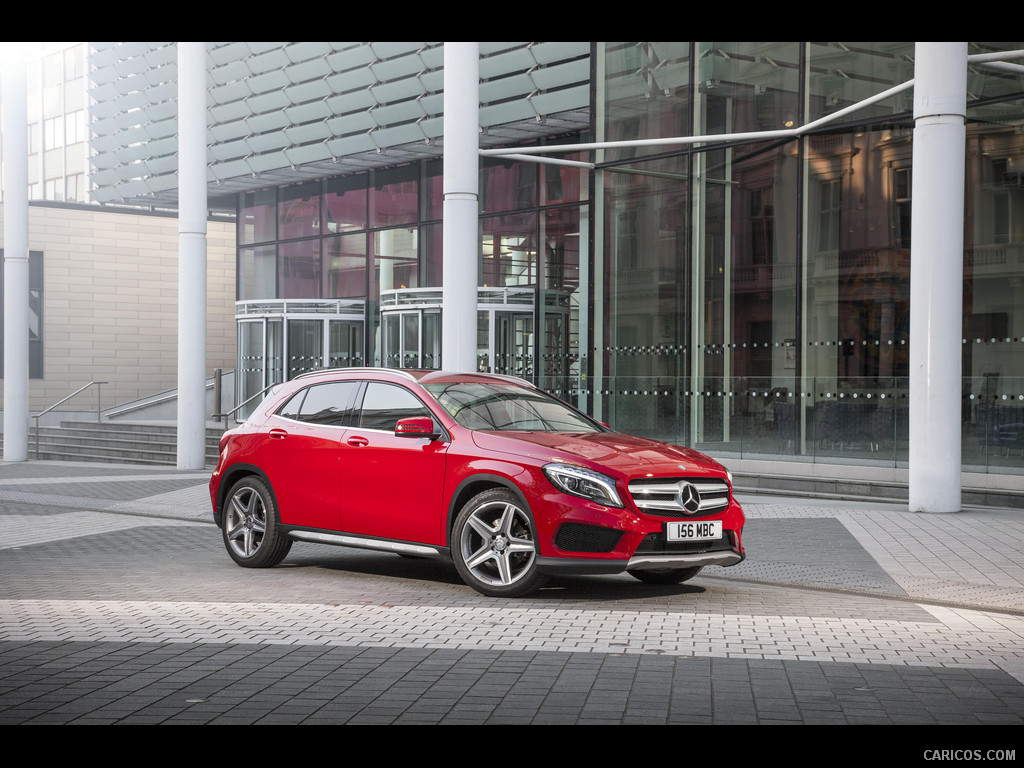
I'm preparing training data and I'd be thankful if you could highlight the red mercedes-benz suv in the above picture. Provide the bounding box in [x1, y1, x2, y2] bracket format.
[209, 368, 745, 597]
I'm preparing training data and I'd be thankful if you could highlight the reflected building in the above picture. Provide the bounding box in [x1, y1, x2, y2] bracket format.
[80, 42, 1024, 477]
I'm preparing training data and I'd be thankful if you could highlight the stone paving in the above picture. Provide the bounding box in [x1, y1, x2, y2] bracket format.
[1, 460, 1023, 728]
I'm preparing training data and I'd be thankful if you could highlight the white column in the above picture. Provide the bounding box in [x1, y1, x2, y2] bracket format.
[442, 42, 479, 372]
[3, 53, 29, 461]
[176, 42, 208, 470]
[909, 42, 967, 513]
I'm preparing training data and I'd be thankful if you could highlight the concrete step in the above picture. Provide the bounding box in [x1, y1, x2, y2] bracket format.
[10, 421, 223, 467]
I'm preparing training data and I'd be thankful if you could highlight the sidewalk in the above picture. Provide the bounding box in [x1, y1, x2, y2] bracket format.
[1, 459, 1022, 726]
[2, 459, 1021, 614]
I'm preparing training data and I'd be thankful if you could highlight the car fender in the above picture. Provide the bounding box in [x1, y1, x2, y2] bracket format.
[445, 471, 536, 546]
[213, 462, 281, 527]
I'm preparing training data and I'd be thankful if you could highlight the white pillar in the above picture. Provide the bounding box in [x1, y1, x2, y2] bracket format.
[3, 52, 29, 461]
[909, 42, 966, 513]
[442, 42, 479, 372]
[176, 42, 208, 470]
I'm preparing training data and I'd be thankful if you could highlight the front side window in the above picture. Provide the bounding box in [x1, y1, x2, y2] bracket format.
[358, 382, 433, 432]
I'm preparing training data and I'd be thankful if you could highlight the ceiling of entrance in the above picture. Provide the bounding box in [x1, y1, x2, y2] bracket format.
[87, 42, 591, 211]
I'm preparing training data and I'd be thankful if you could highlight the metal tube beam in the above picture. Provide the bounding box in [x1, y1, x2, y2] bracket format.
[176, 42, 208, 470]
[3, 52, 29, 461]
[909, 42, 967, 513]
[442, 42, 480, 372]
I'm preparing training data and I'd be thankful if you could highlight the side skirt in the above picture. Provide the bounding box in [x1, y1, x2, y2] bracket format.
[285, 528, 449, 559]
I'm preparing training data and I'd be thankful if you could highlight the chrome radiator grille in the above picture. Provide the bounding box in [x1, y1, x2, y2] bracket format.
[627, 477, 730, 516]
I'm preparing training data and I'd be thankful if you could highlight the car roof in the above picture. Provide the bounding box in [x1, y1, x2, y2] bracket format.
[293, 367, 535, 389]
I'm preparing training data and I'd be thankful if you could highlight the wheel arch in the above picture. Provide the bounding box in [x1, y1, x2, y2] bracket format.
[214, 463, 279, 527]
[445, 473, 533, 547]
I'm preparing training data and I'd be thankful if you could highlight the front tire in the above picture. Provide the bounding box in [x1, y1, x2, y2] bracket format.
[627, 566, 702, 585]
[222, 476, 292, 568]
[452, 488, 546, 597]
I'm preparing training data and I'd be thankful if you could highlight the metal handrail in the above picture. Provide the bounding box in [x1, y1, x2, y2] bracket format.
[33, 381, 108, 459]
[212, 382, 279, 426]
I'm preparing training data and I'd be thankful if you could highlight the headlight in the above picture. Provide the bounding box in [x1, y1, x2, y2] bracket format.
[543, 463, 623, 508]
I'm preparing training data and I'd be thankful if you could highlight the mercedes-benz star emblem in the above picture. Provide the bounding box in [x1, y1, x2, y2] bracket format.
[677, 482, 702, 514]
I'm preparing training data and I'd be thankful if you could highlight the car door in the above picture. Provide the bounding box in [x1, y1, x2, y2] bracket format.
[339, 381, 449, 545]
[259, 380, 359, 531]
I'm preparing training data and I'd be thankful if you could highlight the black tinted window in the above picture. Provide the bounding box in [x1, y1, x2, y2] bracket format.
[278, 382, 359, 426]
[358, 382, 433, 432]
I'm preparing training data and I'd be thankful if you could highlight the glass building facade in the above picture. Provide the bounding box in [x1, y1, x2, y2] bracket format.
[234, 42, 1024, 475]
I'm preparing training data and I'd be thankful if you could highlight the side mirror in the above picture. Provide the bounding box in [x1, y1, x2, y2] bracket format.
[395, 417, 440, 440]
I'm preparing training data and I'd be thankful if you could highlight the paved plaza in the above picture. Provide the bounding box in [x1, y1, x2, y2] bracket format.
[0, 459, 1023, 733]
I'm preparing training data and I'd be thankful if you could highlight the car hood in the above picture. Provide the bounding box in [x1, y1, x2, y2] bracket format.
[470, 430, 727, 477]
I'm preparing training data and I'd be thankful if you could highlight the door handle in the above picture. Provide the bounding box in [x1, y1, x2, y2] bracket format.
[269, 428, 288, 439]
[347, 436, 369, 447]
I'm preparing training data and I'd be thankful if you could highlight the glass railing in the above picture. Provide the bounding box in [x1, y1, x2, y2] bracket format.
[584, 375, 1024, 473]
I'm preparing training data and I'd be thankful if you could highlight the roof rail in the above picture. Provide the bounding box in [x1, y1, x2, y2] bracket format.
[293, 366, 418, 382]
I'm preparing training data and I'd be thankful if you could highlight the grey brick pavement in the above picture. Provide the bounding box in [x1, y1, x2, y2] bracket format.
[1, 459, 1023, 728]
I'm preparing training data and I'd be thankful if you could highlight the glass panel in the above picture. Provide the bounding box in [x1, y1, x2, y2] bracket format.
[237, 320, 265, 418]
[324, 174, 367, 233]
[603, 42, 691, 164]
[480, 158, 536, 213]
[963, 93, 1024, 474]
[383, 314, 401, 368]
[278, 240, 320, 299]
[539, 152, 586, 206]
[422, 160, 444, 221]
[477, 311, 490, 373]
[602, 161, 689, 443]
[403, 313, 420, 368]
[28, 251, 43, 379]
[803, 126, 912, 463]
[422, 312, 441, 370]
[965, 376, 1024, 473]
[267, 318, 283, 385]
[328, 319, 363, 368]
[481, 212, 537, 287]
[287, 318, 324, 378]
[370, 166, 418, 228]
[323, 233, 367, 298]
[238, 245, 277, 300]
[494, 312, 534, 379]
[539, 206, 580, 397]
[807, 42, 915, 123]
[697, 42, 801, 134]
[722, 141, 799, 457]
[278, 181, 321, 240]
[421, 222, 443, 287]
[239, 188, 276, 245]
[374, 228, 419, 293]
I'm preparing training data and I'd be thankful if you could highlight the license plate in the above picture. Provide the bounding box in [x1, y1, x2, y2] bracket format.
[666, 520, 722, 542]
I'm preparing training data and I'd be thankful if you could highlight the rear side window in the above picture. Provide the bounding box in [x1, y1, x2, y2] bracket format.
[276, 381, 360, 426]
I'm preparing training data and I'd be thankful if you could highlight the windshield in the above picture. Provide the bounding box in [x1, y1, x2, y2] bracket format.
[423, 381, 603, 433]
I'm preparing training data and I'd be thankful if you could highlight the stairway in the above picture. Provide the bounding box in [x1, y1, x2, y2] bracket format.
[19, 421, 224, 467]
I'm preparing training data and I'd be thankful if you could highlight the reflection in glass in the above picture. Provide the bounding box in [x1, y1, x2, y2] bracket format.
[324, 174, 367, 233]
[278, 181, 321, 240]
[239, 188, 276, 245]
[238, 245, 276, 300]
[278, 240, 320, 299]
[324, 234, 367, 298]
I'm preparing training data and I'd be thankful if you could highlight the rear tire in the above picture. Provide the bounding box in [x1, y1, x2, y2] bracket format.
[222, 476, 292, 568]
